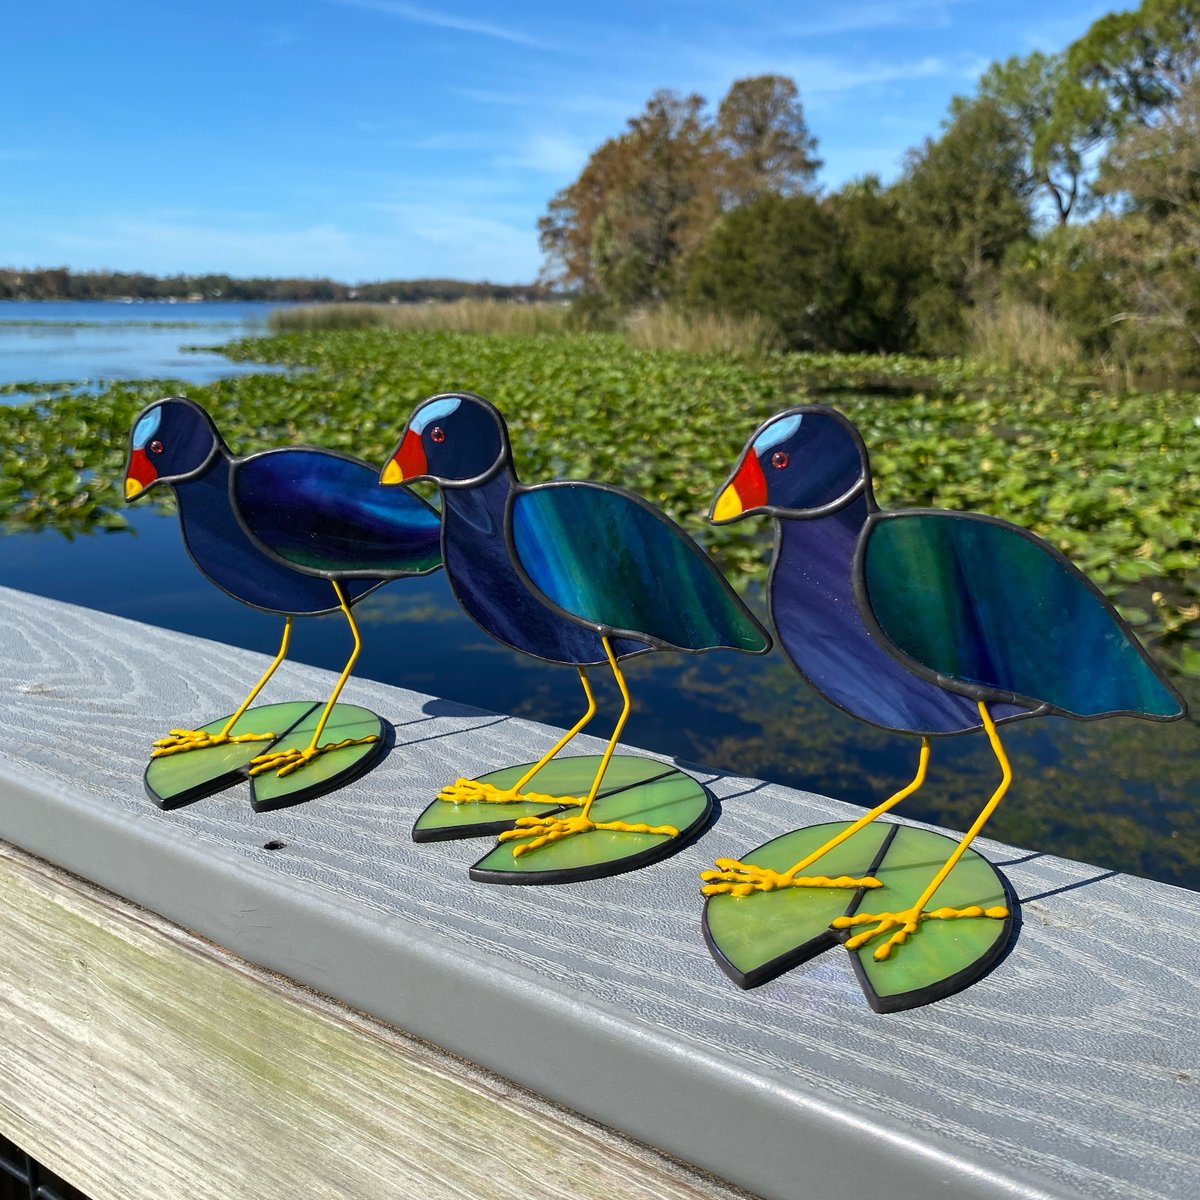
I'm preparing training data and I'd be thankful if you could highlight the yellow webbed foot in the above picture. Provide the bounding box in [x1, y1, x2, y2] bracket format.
[248, 734, 378, 778]
[700, 857, 883, 897]
[832, 903, 1009, 960]
[497, 813, 680, 858]
[151, 727, 277, 757]
[436, 778, 584, 808]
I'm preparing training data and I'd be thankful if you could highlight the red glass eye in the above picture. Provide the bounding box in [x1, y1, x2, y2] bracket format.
[430, 426, 446, 444]
[771, 450, 789, 469]
[149, 439, 164, 455]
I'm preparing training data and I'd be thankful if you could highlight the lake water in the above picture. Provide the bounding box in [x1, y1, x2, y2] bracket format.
[1, 301, 1195, 890]
[0, 300, 290, 390]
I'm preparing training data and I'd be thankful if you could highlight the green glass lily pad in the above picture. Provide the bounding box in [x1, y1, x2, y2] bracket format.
[703, 820, 1013, 1011]
[703, 821, 892, 989]
[467, 755, 711, 885]
[847, 824, 1012, 1013]
[144, 701, 317, 810]
[413, 753, 680, 842]
[250, 703, 386, 812]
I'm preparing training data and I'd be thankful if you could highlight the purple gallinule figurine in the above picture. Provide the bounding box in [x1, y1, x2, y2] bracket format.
[382, 391, 771, 883]
[125, 396, 442, 809]
[701, 405, 1185, 1009]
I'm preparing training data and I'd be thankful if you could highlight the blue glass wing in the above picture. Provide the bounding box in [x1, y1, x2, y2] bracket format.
[859, 511, 1184, 720]
[511, 483, 770, 654]
[442, 475, 649, 667]
[770, 497, 1029, 735]
[177, 461, 378, 616]
[235, 449, 442, 577]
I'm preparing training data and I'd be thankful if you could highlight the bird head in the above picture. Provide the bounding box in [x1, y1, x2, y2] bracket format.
[380, 392, 509, 489]
[710, 406, 870, 523]
[124, 397, 224, 501]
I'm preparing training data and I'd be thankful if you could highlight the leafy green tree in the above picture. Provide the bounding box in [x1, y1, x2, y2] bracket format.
[685, 194, 843, 351]
[1068, 0, 1200, 129]
[973, 51, 1107, 224]
[826, 178, 927, 352]
[897, 97, 1034, 351]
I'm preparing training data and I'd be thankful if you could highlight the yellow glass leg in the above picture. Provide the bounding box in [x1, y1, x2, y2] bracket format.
[151, 618, 293, 757]
[701, 738, 932, 896]
[833, 703, 1012, 960]
[438, 669, 598, 806]
[248, 583, 377, 778]
[499, 637, 680, 857]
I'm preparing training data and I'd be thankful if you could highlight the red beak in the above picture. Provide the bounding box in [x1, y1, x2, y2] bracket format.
[381, 428, 427, 484]
[124, 447, 157, 500]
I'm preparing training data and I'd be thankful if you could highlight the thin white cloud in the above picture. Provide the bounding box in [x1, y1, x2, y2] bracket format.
[784, 1, 959, 38]
[323, 0, 552, 49]
[453, 86, 634, 120]
[697, 51, 951, 101]
[494, 134, 586, 175]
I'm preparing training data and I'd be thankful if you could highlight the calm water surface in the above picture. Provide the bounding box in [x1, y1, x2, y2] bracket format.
[0, 300, 290, 389]
[1, 303, 1195, 890]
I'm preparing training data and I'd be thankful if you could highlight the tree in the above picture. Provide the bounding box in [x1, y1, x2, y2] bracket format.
[538, 90, 715, 304]
[1088, 71, 1200, 370]
[897, 97, 1034, 351]
[685, 194, 843, 351]
[826, 178, 927, 353]
[1067, 0, 1200, 129]
[537, 76, 822, 307]
[715, 75, 821, 206]
[973, 51, 1107, 224]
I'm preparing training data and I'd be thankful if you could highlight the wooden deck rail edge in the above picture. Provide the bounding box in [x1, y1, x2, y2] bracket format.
[0, 586, 1196, 1200]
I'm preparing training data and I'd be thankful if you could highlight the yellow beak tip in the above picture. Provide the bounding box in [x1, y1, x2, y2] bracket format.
[712, 486, 743, 522]
[124, 479, 143, 500]
[380, 459, 404, 485]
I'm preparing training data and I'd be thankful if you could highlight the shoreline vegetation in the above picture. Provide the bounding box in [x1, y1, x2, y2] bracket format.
[1, 315, 1196, 680]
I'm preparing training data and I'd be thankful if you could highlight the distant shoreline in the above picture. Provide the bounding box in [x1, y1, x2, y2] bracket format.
[0, 267, 548, 305]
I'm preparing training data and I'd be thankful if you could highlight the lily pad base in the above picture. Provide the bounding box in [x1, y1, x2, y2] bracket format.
[143, 701, 386, 812]
[703, 820, 1014, 1012]
[416, 754, 711, 885]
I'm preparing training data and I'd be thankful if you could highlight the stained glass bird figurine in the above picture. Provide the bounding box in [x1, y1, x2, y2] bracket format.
[381, 391, 771, 884]
[124, 396, 442, 810]
[702, 405, 1186, 1010]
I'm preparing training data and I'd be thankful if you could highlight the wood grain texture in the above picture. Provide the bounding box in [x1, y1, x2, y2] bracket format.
[0, 842, 748, 1200]
[0, 586, 1197, 1200]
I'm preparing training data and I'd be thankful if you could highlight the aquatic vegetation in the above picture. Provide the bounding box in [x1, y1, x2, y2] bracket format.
[1, 329, 1196, 673]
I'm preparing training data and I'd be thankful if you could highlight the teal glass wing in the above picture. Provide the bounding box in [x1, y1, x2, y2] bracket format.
[511, 483, 769, 654]
[859, 511, 1183, 719]
[235, 449, 442, 577]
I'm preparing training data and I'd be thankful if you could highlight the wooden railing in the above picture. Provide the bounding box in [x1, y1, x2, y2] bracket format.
[0, 586, 1196, 1200]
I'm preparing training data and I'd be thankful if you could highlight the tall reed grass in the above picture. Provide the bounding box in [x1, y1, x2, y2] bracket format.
[269, 299, 778, 355]
[623, 306, 779, 355]
[968, 300, 1081, 374]
[269, 299, 569, 336]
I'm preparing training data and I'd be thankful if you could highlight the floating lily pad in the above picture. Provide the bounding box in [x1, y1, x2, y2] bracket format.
[413, 753, 679, 842]
[144, 701, 317, 809]
[467, 755, 711, 885]
[703, 820, 1013, 1011]
[250, 703, 386, 812]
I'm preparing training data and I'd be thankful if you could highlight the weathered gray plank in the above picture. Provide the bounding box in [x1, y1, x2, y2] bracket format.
[0, 841, 749, 1200]
[0, 585, 1197, 1200]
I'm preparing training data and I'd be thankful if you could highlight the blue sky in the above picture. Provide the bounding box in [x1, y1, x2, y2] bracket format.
[3, 0, 1109, 283]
